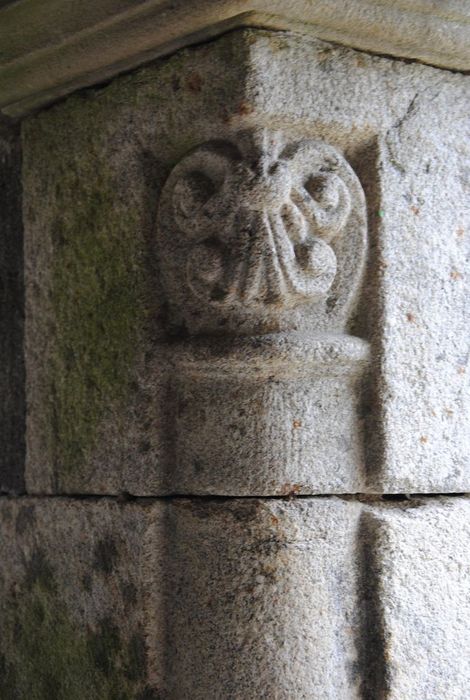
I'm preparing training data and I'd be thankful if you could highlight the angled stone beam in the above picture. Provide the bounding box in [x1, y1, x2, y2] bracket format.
[0, 0, 469, 117]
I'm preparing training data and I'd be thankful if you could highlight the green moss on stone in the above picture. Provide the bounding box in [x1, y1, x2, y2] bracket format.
[49, 174, 143, 477]
[0, 548, 148, 699]
[22, 29, 253, 487]
[24, 99, 149, 482]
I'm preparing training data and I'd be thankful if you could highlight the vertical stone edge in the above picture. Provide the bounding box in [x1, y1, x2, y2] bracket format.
[352, 137, 388, 492]
[370, 496, 470, 700]
[356, 506, 389, 700]
[0, 117, 25, 494]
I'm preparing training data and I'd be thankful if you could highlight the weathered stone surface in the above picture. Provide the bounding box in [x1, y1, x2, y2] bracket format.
[164, 496, 470, 698]
[162, 496, 364, 699]
[366, 100, 470, 493]
[1, 0, 469, 117]
[0, 497, 165, 699]
[157, 125, 370, 495]
[23, 29, 470, 494]
[0, 120, 25, 494]
[23, 31, 250, 496]
[157, 130, 368, 336]
[1, 496, 468, 698]
[172, 333, 369, 495]
[368, 496, 470, 700]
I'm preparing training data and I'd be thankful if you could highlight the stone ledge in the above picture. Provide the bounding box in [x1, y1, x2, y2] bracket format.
[0, 0, 469, 117]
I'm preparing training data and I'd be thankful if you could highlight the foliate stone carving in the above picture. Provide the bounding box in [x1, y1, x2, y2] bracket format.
[157, 130, 367, 335]
[156, 129, 369, 494]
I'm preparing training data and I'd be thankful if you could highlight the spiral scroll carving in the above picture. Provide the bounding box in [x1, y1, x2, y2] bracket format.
[157, 130, 367, 334]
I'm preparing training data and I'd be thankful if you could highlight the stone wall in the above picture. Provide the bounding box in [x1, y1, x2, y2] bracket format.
[0, 27, 469, 699]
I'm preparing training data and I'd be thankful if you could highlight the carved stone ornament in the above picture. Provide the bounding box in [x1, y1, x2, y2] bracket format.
[157, 129, 370, 494]
[157, 129, 367, 335]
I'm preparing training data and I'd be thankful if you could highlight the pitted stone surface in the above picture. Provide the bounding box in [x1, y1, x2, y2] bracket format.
[0, 497, 166, 698]
[162, 497, 364, 699]
[163, 496, 470, 698]
[1, 496, 468, 698]
[368, 497, 470, 700]
[157, 130, 367, 336]
[366, 103, 470, 492]
[23, 29, 470, 494]
[172, 332, 369, 495]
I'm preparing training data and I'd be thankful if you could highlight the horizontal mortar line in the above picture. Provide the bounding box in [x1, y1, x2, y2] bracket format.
[0, 491, 468, 502]
[311, 35, 470, 76]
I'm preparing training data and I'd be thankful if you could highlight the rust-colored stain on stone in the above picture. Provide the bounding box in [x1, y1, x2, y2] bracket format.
[279, 483, 302, 497]
[185, 72, 203, 92]
[237, 100, 254, 115]
[450, 269, 463, 281]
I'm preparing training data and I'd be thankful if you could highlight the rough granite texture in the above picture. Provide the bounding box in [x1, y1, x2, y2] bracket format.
[368, 102, 470, 492]
[0, 496, 468, 698]
[1, 0, 469, 119]
[23, 30, 250, 495]
[162, 496, 364, 699]
[0, 497, 164, 699]
[8, 26, 470, 700]
[156, 131, 368, 337]
[372, 497, 470, 700]
[172, 334, 369, 495]
[22, 29, 470, 494]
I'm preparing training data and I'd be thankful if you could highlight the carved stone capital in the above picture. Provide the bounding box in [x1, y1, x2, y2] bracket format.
[156, 129, 370, 493]
[157, 129, 367, 335]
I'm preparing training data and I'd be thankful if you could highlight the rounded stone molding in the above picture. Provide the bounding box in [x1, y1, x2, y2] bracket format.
[170, 332, 370, 494]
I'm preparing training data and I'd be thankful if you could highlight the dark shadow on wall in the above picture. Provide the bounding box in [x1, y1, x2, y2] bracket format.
[0, 117, 25, 493]
[350, 138, 387, 491]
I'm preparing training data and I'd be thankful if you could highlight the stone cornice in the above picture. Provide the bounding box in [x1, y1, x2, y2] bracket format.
[0, 0, 469, 117]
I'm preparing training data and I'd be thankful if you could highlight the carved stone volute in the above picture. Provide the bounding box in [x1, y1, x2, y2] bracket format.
[157, 129, 367, 335]
[156, 129, 370, 495]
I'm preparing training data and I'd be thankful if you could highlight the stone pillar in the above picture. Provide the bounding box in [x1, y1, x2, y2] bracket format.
[0, 12, 469, 700]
